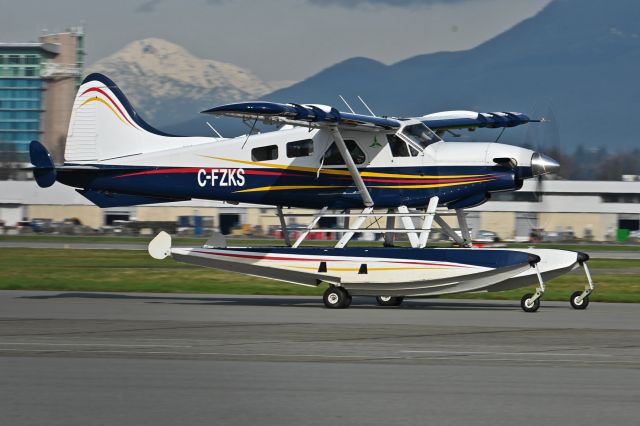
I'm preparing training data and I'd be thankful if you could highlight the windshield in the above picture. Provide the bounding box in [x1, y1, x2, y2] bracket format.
[401, 123, 441, 149]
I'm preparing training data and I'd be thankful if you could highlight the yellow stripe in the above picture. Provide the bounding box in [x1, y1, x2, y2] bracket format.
[80, 97, 127, 125]
[368, 178, 494, 189]
[234, 179, 492, 193]
[201, 155, 489, 179]
[235, 185, 349, 193]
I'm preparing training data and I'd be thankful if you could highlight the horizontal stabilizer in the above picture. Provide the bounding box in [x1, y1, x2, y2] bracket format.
[29, 141, 57, 188]
[202, 101, 401, 132]
[77, 189, 190, 208]
[421, 110, 533, 132]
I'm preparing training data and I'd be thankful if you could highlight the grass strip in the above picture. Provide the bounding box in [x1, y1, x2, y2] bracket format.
[1, 248, 639, 302]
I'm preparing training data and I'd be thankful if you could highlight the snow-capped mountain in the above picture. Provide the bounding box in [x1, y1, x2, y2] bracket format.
[87, 38, 293, 127]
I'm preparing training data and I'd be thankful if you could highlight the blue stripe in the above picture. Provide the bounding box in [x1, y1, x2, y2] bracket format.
[56, 165, 521, 209]
[208, 247, 534, 269]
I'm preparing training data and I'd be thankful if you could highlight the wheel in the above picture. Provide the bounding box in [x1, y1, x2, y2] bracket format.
[323, 286, 350, 309]
[375, 296, 404, 307]
[520, 293, 540, 313]
[344, 294, 353, 308]
[570, 291, 589, 310]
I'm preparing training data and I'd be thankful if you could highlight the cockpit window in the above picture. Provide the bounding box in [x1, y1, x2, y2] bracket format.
[401, 123, 441, 148]
[387, 134, 419, 157]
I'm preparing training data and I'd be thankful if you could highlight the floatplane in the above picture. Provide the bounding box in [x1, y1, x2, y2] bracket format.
[30, 73, 595, 312]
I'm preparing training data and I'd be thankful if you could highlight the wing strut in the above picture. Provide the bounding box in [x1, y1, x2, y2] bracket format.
[329, 127, 374, 207]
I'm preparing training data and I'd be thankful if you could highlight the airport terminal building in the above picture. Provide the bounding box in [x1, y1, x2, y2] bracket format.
[1, 178, 638, 242]
[0, 28, 84, 167]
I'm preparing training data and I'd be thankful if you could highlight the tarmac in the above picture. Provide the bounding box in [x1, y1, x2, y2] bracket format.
[1, 290, 639, 425]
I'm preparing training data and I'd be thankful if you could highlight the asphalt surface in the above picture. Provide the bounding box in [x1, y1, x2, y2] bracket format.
[1, 290, 639, 426]
[1, 240, 639, 259]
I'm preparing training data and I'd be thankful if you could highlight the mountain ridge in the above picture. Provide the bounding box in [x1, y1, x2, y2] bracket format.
[255, 0, 639, 149]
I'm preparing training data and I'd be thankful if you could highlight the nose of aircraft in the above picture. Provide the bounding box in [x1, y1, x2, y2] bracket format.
[531, 152, 560, 176]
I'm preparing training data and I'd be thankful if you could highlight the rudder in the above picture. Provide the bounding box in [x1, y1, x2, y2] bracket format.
[64, 73, 181, 163]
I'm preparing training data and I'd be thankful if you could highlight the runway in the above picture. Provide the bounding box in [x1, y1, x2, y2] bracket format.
[1, 291, 639, 425]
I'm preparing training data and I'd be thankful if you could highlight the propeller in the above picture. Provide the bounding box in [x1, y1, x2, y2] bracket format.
[523, 101, 560, 239]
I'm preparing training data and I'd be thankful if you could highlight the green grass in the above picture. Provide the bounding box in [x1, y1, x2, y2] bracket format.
[0, 234, 217, 246]
[0, 248, 322, 295]
[0, 234, 384, 247]
[2, 234, 640, 252]
[0, 248, 639, 302]
[505, 243, 640, 252]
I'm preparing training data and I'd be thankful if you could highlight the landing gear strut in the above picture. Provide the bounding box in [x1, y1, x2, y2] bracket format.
[570, 253, 594, 310]
[323, 286, 352, 309]
[376, 296, 404, 307]
[520, 263, 545, 313]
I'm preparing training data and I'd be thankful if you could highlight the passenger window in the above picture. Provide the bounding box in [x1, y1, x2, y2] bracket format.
[322, 140, 366, 165]
[286, 139, 314, 158]
[251, 145, 278, 161]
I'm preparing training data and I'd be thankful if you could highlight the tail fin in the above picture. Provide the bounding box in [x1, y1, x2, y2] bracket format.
[64, 73, 183, 163]
[29, 140, 56, 187]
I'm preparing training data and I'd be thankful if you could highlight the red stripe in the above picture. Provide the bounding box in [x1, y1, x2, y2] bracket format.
[81, 87, 138, 129]
[116, 168, 202, 178]
[193, 250, 330, 262]
[361, 176, 494, 184]
[115, 168, 305, 179]
[244, 170, 305, 177]
[192, 250, 466, 268]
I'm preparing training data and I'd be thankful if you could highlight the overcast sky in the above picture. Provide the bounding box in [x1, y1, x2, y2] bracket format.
[0, 0, 551, 82]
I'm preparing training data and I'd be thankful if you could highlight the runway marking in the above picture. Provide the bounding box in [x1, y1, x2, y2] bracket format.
[0, 348, 635, 365]
[0, 348, 386, 359]
[0, 342, 192, 348]
[401, 350, 611, 357]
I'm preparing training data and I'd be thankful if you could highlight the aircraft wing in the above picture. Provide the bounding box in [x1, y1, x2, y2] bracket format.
[202, 102, 401, 132]
[420, 110, 534, 132]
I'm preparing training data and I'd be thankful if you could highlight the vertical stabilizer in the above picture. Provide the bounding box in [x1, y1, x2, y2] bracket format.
[64, 73, 194, 163]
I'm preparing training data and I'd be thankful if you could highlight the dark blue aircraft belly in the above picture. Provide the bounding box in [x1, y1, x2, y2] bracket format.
[57, 165, 518, 209]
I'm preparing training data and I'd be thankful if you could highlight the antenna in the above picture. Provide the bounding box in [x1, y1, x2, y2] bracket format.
[206, 121, 223, 138]
[338, 95, 355, 113]
[357, 96, 376, 116]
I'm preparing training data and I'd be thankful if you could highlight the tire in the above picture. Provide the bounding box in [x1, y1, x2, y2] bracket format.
[375, 296, 404, 307]
[323, 287, 349, 309]
[520, 293, 540, 313]
[344, 294, 353, 308]
[570, 291, 589, 310]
